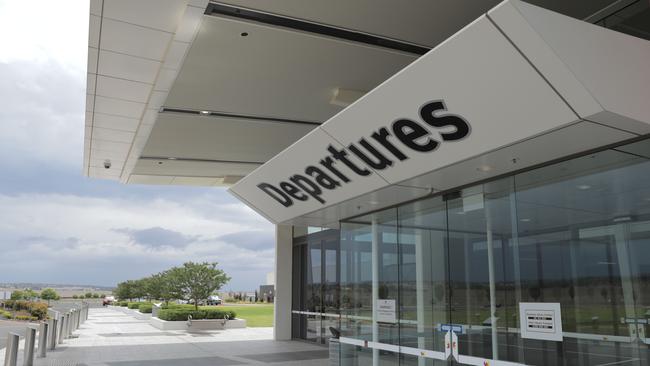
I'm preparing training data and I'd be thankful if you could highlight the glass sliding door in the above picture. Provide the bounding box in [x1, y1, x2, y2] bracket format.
[398, 197, 450, 366]
[313, 137, 650, 365]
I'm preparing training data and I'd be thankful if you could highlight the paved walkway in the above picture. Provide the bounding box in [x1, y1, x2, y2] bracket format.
[3, 308, 328, 366]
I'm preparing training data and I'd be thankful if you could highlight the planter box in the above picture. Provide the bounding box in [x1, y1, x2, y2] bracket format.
[149, 316, 246, 331]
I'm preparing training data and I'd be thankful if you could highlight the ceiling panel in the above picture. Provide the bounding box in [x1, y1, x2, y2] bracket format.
[95, 76, 152, 103]
[93, 113, 139, 132]
[141, 112, 317, 162]
[132, 158, 258, 177]
[92, 127, 136, 144]
[97, 50, 160, 84]
[217, 0, 502, 47]
[102, 0, 188, 33]
[165, 15, 418, 122]
[93, 96, 145, 119]
[99, 18, 172, 60]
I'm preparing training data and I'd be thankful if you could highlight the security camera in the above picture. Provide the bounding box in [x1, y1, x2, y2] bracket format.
[104, 160, 112, 169]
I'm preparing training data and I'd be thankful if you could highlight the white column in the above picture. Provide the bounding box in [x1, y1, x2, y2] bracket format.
[371, 217, 380, 366]
[274, 224, 293, 341]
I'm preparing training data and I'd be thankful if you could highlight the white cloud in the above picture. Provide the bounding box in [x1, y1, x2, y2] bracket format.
[0, 192, 275, 289]
[0, 0, 89, 72]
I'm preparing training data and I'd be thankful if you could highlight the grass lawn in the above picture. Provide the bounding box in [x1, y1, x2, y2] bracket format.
[221, 304, 274, 327]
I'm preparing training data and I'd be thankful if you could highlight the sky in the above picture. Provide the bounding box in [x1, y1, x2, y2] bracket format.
[0, 0, 275, 290]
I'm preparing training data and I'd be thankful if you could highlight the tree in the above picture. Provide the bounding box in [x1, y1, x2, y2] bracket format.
[40, 288, 60, 305]
[85, 292, 93, 299]
[10, 290, 24, 300]
[171, 262, 230, 310]
[114, 281, 135, 301]
[24, 289, 39, 300]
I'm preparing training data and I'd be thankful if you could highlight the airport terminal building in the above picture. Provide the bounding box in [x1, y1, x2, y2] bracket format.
[84, 1, 650, 365]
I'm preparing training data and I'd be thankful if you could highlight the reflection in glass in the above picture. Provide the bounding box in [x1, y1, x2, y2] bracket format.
[292, 137, 650, 366]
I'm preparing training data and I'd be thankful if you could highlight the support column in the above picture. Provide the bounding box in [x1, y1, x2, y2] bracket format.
[274, 224, 293, 341]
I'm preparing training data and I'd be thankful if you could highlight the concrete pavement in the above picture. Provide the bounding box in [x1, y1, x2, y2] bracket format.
[3, 307, 328, 365]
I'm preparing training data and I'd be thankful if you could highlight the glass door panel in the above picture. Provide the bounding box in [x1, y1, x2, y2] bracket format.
[398, 196, 450, 366]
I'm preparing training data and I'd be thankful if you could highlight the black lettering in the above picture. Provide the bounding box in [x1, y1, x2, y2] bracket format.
[279, 182, 308, 201]
[289, 174, 325, 204]
[348, 138, 393, 170]
[371, 127, 408, 161]
[319, 157, 350, 183]
[392, 119, 439, 152]
[420, 100, 470, 141]
[305, 165, 340, 190]
[327, 145, 371, 176]
[258, 183, 293, 207]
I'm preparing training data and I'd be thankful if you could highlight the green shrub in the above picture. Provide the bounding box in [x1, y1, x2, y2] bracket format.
[127, 302, 141, 309]
[139, 303, 153, 313]
[0, 310, 12, 319]
[15, 315, 38, 321]
[116, 301, 129, 307]
[157, 308, 235, 321]
[29, 302, 48, 320]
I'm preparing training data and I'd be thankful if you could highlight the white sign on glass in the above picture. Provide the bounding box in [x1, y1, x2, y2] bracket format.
[519, 302, 563, 341]
[376, 299, 396, 324]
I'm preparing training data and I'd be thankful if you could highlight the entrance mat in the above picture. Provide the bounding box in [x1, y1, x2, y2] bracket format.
[237, 350, 329, 363]
[107, 356, 244, 366]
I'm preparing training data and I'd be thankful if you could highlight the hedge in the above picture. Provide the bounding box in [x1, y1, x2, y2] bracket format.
[138, 303, 153, 313]
[1, 310, 12, 319]
[116, 301, 129, 307]
[15, 315, 38, 321]
[157, 308, 236, 321]
[127, 302, 150, 309]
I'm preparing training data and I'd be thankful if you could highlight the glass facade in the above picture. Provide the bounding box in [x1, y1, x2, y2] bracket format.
[292, 138, 650, 365]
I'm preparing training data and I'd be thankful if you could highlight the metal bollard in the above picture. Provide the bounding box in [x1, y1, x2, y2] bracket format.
[65, 312, 71, 337]
[3, 333, 19, 366]
[49, 319, 57, 350]
[57, 314, 65, 344]
[38, 322, 48, 358]
[23, 327, 36, 366]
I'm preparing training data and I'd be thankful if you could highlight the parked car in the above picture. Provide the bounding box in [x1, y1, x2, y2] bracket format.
[206, 295, 222, 306]
[102, 296, 115, 306]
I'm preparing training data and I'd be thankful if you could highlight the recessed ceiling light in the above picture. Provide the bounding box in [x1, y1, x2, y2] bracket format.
[520, 218, 531, 222]
[576, 184, 591, 190]
[199, 110, 210, 115]
[368, 201, 379, 205]
[167, 157, 177, 160]
[477, 165, 493, 172]
[455, 211, 465, 215]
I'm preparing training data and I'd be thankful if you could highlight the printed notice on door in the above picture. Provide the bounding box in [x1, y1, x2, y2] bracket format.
[519, 302, 563, 341]
[376, 299, 396, 323]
